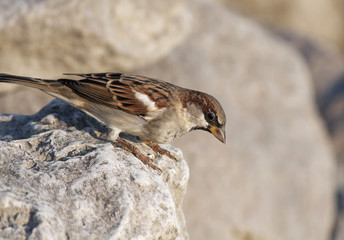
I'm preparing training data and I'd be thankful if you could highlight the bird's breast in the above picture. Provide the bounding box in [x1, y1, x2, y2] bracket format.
[138, 109, 191, 144]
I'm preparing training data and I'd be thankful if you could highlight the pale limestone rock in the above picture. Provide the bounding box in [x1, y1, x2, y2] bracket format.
[279, 33, 344, 240]
[0, 0, 338, 240]
[0, 0, 191, 75]
[207, 0, 344, 51]
[0, 100, 189, 240]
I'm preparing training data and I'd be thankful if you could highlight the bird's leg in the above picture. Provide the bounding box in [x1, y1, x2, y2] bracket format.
[114, 138, 161, 172]
[144, 140, 177, 161]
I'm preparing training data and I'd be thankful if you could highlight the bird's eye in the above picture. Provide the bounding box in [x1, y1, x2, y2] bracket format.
[205, 111, 216, 122]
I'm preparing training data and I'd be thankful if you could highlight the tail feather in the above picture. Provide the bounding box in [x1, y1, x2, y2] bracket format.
[0, 73, 57, 92]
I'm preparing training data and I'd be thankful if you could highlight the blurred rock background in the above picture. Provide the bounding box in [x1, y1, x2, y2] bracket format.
[0, 0, 343, 239]
[210, 0, 344, 52]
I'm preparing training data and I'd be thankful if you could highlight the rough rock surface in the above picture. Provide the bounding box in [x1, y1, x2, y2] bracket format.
[0, 0, 338, 240]
[0, 99, 189, 240]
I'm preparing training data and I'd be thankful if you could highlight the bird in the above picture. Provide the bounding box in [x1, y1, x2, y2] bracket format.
[0, 72, 226, 171]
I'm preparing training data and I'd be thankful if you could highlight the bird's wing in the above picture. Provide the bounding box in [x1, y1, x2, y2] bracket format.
[59, 73, 172, 115]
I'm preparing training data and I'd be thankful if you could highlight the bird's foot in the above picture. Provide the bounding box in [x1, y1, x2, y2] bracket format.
[144, 140, 177, 161]
[114, 138, 161, 173]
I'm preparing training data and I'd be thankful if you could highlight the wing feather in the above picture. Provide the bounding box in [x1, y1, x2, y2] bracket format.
[58, 73, 173, 116]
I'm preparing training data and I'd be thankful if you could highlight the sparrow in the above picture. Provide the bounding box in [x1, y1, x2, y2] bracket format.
[0, 72, 226, 171]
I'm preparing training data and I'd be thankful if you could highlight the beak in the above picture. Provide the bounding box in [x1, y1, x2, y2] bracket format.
[209, 126, 226, 143]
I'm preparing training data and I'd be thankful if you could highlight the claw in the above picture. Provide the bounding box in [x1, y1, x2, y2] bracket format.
[144, 140, 177, 161]
[114, 138, 161, 172]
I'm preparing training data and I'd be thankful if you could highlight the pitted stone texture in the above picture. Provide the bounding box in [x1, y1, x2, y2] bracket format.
[0, 100, 189, 240]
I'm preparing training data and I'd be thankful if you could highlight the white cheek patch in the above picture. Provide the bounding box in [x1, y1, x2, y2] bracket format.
[134, 91, 157, 111]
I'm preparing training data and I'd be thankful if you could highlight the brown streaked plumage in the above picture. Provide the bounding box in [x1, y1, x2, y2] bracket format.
[60, 73, 173, 115]
[0, 72, 226, 171]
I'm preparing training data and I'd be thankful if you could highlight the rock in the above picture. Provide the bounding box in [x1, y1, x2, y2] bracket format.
[0, 0, 338, 240]
[207, 0, 344, 52]
[0, 0, 191, 75]
[0, 87, 53, 115]
[0, 0, 192, 113]
[0, 84, 19, 94]
[277, 32, 344, 240]
[0, 99, 189, 240]
[0, 191, 66, 240]
[135, 0, 336, 239]
[276, 31, 344, 103]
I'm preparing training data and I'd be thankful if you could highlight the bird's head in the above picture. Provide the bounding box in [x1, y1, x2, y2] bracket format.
[184, 91, 226, 143]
